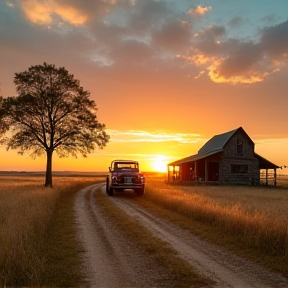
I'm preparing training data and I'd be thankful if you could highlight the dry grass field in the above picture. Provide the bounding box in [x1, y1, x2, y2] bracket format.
[144, 174, 288, 274]
[1, 172, 288, 285]
[0, 173, 101, 286]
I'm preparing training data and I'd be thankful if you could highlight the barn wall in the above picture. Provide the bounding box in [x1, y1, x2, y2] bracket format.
[219, 130, 259, 185]
[220, 159, 259, 185]
[223, 129, 254, 158]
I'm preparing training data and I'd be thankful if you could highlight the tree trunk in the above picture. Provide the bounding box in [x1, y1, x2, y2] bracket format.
[45, 149, 53, 187]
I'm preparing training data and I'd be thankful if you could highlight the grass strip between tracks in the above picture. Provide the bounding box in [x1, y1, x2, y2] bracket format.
[94, 186, 213, 288]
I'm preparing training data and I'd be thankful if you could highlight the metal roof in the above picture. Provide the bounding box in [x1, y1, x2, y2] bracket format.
[254, 153, 279, 169]
[198, 127, 252, 154]
[168, 150, 223, 166]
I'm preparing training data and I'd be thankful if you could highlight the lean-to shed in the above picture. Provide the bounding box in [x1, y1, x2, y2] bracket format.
[167, 127, 279, 186]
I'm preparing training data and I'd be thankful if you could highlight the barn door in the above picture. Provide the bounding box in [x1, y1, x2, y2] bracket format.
[208, 162, 219, 181]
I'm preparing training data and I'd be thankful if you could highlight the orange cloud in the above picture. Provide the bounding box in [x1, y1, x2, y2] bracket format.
[208, 61, 267, 84]
[22, 0, 53, 25]
[21, 0, 87, 26]
[107, 129, 201, 144]
[54, 4, 87, 25]
[188, 5, 211, 16]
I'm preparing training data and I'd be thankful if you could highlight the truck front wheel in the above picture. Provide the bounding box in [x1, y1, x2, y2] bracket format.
[106, 177, 109, 193]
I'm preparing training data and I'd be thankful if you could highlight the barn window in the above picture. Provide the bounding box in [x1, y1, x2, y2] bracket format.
[236, 138, 243, 156]
[231, 164, 248, 173]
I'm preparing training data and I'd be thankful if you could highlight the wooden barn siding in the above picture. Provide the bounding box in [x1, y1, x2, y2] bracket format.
[220, 159, 259, 185]
[219, 130, 260, 185]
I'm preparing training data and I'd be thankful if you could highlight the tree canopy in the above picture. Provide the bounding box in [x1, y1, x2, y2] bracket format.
[0, 96, 9, 145]
[1, 63, 109, 186]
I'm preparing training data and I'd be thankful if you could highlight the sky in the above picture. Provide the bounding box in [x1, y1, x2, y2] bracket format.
[0, 0, 288, 173]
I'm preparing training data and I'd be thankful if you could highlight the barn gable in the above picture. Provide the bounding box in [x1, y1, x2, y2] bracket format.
[168, 127, 279, 186]
[198, 127, 254, 155]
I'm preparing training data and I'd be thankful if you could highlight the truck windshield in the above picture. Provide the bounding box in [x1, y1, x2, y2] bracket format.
[115, 163, 138, 170]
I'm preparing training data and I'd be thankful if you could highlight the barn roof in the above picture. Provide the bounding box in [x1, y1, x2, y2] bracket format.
[168, 127, 279, 169]
[168, 150, 223, 166]
[168, 127, 243, 166]
[255, 153, 279, 169]
[198, 127, 253, 154]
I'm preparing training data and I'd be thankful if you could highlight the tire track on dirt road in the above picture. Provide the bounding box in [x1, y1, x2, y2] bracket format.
[74, 183, 174, 287]
[75, 183, 288, 288]
[108, 189, 288, 288]
[75, 183, 123, 287]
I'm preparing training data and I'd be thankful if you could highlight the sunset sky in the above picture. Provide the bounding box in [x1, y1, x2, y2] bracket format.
[0, 0, 288, 173]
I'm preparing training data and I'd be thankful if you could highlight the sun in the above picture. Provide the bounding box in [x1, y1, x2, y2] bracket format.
[151, 155, 169, 172]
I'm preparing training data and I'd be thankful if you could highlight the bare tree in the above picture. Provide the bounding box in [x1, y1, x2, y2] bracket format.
[1, 63, 109, 187]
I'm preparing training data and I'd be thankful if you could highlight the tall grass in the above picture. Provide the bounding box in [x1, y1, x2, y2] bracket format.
[0, 176, 56, 285]
[145, 175, 288, 266]
[0, 174, 98, 286]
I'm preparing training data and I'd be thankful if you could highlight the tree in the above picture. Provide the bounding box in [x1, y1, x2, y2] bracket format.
[1, 63, 110, 187]
[0, 96, 10, 144]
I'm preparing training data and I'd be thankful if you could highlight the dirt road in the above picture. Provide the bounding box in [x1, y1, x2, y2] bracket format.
[75, 183, 288, 288]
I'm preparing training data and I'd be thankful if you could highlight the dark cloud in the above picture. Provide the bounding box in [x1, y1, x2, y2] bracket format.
[216, 20, 288, 82]
[109, 39, 152, 65]
[127, 0, 174, 32]
[216, 42, 263, 77]
[228, 17, 244, 28]
[260, 19, 288, 59]
[152, 21, 192, 52]
[193, 25, 226, 55]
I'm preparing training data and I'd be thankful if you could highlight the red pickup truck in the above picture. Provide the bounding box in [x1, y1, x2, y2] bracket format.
[106, 160, 145, 196]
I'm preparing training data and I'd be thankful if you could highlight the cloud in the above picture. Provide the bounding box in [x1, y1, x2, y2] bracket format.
[127, 0, 174, 32]
[53, 3, 88, 25]
[207, 41, 268, 84]
[107, 130, 201, 144]
[197, 25, 226, 39]
[152, 21, 192, 52]
[260, 19, 288, 60]
[228, 17, 244, 28]
[178, 19, 288, 84]
[1, 0, 288, 89]
[188, 5, 211, 16]
[109, 39, 152, 65]
[19, 0, 118, 26]
[21, 0, 54, 25]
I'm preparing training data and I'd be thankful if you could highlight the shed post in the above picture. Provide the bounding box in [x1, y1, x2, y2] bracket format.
[205, 158, 208, 181]
[274, 168, 277, 186]
[265, 169, 268, 186]
[173, 166, 175, 181]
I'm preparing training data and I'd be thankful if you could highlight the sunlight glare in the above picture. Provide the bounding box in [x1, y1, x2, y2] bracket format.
[151, 155, 169, 172]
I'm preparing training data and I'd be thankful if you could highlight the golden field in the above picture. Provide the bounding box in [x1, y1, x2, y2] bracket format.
[144, 174, 288, 274]
[0, 173, 99, 286]
[1, 172, 288, 285]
